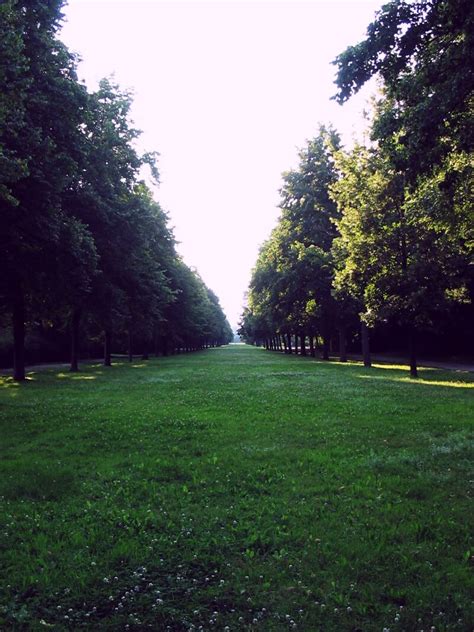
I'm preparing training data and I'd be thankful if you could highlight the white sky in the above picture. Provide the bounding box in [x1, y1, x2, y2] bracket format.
[60, 0, 383, 329]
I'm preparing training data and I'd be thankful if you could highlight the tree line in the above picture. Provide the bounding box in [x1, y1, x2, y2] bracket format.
[239, 0, 473, 377]
[0, 1, 232, 381]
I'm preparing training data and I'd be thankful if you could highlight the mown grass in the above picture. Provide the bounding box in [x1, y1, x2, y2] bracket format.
[0, 344, 473, 631]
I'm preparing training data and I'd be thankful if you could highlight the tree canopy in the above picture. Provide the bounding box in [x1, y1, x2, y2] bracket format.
[333, 0, 474, 177]
[0, 1, 232, 380]
[241, 0, 473, 376]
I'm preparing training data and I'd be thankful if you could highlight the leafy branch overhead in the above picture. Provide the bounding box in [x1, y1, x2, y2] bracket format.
[333, 0, 474, 176]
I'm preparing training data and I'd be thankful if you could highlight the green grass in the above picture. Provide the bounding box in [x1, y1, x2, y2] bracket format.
[0, 345, 473, 631]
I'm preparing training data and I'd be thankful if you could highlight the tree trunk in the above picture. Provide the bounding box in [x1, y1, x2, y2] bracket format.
[361, 321, 371, 367]
[287, 333, 292, 354]
[309, 335, 315, 358]
[339, 326, 347, 363]
[104, 328, 112, 366]
[282, 335, 288, 353]
[300, 334, 307, 356]
[128, 328, 133, 362]
[142, 335, 153, 360]
[70, 307, 81, 372]
[409, 328, 418, 378]
[294, 334, 299, 355]
[322, 337, 330, 360]
[12, 289, 26, 382]
[321, 318, 330, 360]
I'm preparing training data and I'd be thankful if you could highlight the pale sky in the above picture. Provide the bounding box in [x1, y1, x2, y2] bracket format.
[60, 0, 383, 329]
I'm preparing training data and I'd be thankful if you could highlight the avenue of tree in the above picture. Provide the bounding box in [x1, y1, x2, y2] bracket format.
[0, 1, 232, 381]
[239, 0, 473, 377]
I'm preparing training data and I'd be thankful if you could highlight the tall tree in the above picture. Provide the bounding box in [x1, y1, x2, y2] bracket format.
[332, 0, 473, 374]
[161, 261, 231, 353]
[0, 0, 88, 380]
[55, 217, 99, 372]
[119, 185, 174, 361]
[244, 127, 348, 359]
[331, 142, 470, 377]
[0, 1, 28, 206]
[277, 127, 342, 358]
[333, 0, 474, 178]
[74, 79, 152, 366]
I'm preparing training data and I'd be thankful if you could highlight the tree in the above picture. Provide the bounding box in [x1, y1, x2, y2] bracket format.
[0, 1, 28, 207]
[332, 0, 473, 374]
[55, 217, 99, 372]
[0, 0, 88, 380]
[1, 3, 231, 377]
[247, 230, 286, 349]
[331, 142, 470, 377]
[119, 185, 174, 361]
[276, 127, 343, 358]
[243, 127, 353, 360]
[204, 288, 233, 347]
[71, 78, 157, 367]
[333, 0, 474, 179]
[160, 261, 231, 353]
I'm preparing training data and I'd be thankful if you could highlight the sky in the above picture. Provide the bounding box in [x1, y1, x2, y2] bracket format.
[60, 0, 384, 329]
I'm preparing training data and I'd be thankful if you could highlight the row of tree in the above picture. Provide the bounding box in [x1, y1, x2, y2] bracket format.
[239, 0, 473, 376]
[0, 1, 232, 381]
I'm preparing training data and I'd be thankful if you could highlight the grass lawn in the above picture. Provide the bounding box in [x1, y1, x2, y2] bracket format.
[0, 344, 473, 631]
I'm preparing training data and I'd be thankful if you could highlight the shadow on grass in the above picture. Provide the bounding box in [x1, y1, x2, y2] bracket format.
[0, 463, 77, 501]
[282, 354, 474, 389]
